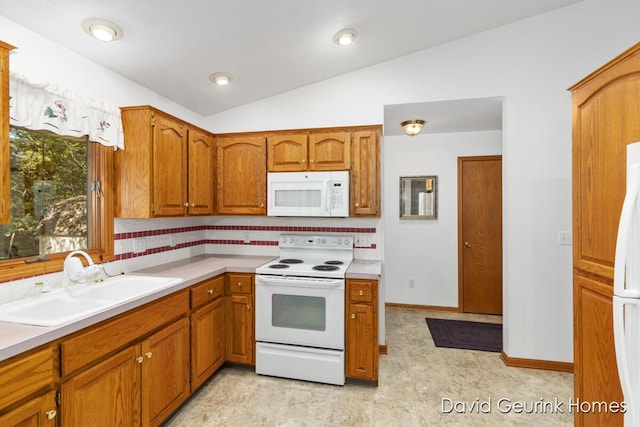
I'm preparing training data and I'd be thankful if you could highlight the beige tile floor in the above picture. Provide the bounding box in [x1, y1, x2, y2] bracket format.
[165, 307, 574, 426]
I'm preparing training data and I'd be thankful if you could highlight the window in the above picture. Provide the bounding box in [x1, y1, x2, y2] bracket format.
[0, 127, 113, 281]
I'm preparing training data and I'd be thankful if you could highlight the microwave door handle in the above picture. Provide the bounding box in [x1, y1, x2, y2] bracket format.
[325, 181, 331, 214]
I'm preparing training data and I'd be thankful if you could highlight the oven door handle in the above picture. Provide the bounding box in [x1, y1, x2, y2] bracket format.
[256, 276, 344, 288]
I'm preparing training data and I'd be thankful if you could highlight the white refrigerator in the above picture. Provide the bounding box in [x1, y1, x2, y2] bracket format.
[614, 141, 640, 426]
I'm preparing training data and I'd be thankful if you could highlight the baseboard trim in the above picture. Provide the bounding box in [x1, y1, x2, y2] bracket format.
[379, 345, 388, 355]
[385, 302, 459, 312]
[500, 351, 573, 373]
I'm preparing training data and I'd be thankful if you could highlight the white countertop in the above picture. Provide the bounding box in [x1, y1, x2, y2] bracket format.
[0, 254, 381, 362]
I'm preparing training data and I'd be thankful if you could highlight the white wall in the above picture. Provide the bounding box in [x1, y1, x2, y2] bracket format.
[202, 0, 640, 363]
[384, 131, 501, 307]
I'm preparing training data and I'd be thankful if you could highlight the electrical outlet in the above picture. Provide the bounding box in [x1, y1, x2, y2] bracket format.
[409, 279, 415, 288]
[169, 235, 176, 248]
[243, 232, 250, 243]
[355, 236, 371, 248]
[558, 231, 572, 245]
[133, 238, 147, 254]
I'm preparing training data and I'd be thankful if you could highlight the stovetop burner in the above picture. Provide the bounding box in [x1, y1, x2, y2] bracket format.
[324, 260, 344, 265]
[279, 258, 304, 264]
[312, 264, 340, 271]
[268, 264, 290, 269]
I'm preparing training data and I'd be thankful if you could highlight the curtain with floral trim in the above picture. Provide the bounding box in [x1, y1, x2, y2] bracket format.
[8, 73, 124, 149]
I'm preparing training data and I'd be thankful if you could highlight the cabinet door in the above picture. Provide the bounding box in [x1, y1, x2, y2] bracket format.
[61, 346, 141, 427]
[267, 133, 308, 171]
[351, 129, 381, 216]
[308, 132, 350, 171]
[0, 42, 13, 224]
[187, 127, 215, 215]
[225, 294, 254, 365]
[216, 136, 266, 215]
[141, 317, 190, 427]
[191, 297, 225, 390]
[152, 114, 188, 216]
[0, 391, 57, 427]
[346, 303, 377, 381]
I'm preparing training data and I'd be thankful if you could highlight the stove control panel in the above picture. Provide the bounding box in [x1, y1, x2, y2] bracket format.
[279, 234, 353, 248]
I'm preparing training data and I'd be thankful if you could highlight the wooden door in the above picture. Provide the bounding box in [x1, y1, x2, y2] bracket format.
[216, 136, 266, 215]
[0, 392, 57, 427]
[458, 155, 502, 314]
[191, 297, 225, 390]
[267, 133, 308, 171]
[225, 294, 254, 365]
[140, 317, 190, 427]
[187, 127, 215, 215]
[153, 114, 188, 216]
[308, 132, 350, 171]
[351, 129, 381, 216]
[61, 346, 141, 427]
[0, 41, 14, 225]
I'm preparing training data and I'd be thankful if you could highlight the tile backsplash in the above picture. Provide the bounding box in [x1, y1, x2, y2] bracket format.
[0, 215, 382, 304]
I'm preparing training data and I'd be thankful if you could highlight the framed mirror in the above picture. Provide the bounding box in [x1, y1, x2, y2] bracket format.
[400, 175, 438, 219]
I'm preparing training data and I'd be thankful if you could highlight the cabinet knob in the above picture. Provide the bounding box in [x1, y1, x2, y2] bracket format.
[300, 159, 306, 164]
[46, 410, 57, 420]
[355, 202, 359, 207]
[246, 304, 251, 311]
[350, 313, 356, 319]
[465, 241, 472, 248]
[237, 282, 242, 288]
[260, 202, 264, 208]
[145, 351, 153, 359]
[208, 289, 214, 295]
[190, 203, 195, 208]
[136, 356, 144, 364]
[310, 159, 314, 163]
[184, 202, 189, 208]
[358, 290, 364, 296]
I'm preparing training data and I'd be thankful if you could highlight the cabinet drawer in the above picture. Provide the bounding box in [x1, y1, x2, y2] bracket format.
[349, 280, 375, 303]
[60, 291, 189, 377]
[227, 273, 253, 295]
[0, 347, 54, 410]
[191, 275, 225, 308]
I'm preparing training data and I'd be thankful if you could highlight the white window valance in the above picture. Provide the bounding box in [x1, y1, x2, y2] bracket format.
[8, 73, 124, 150]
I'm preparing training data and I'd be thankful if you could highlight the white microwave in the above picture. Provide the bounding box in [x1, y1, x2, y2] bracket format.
[267, 171, 349, 217]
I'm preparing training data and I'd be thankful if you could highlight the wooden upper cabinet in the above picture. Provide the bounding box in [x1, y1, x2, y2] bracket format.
[0, 41, 15, 225]
[267, 131, 350, 171]
[153, 114, 188, 216]
[116, 106, 214, 218]
[308, 132, 350, 171]
[570, 44, 640, 279]
[267, 133, 308, 171]
[216, 136, 266, 215]
[187, 127, 215, 215]
[351, 128, 381, 216]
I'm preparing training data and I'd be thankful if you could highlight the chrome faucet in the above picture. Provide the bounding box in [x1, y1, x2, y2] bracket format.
[64, 250, 101, 284]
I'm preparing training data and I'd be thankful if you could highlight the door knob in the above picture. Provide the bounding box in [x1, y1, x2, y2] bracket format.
[464, 241, 472, 248]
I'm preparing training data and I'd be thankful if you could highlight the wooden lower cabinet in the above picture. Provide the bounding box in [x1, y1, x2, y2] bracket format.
[191, 296, 226, 390]
[345, 278, 379, 384]
[225, 273, 255, 365]
[60, 317, 190, 427]
[0, 391, 57, 427]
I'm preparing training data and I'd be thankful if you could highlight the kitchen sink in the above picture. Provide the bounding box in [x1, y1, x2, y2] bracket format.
[0, 275, 182, 327]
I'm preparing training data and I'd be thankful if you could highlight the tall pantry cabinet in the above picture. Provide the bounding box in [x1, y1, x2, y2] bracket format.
[570, 42, 640, 426]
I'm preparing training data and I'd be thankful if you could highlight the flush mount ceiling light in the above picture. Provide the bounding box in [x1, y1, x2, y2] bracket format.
[333, 28, 358, 46]
[209, 72, 232, 86]
[401, 120, 426, 136]
[81, 18, 123, 42]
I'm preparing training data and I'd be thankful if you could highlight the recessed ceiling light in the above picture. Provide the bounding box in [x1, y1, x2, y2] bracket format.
[81, 18, 123, 42]
[209, 72, 232, 86]
[333, 28, 358, 46]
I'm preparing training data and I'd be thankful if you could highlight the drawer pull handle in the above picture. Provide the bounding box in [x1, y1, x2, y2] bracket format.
[350, 313, 356, 319]
[46, 410, 57, 420]
[145, 351, 153, 359]
[358, 290, 364, 296]
[136, 356, 144, 364]
[208, 289, 214, 295]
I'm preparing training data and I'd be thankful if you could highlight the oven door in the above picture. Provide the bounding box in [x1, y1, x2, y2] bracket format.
[255, 275, 345, 350]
